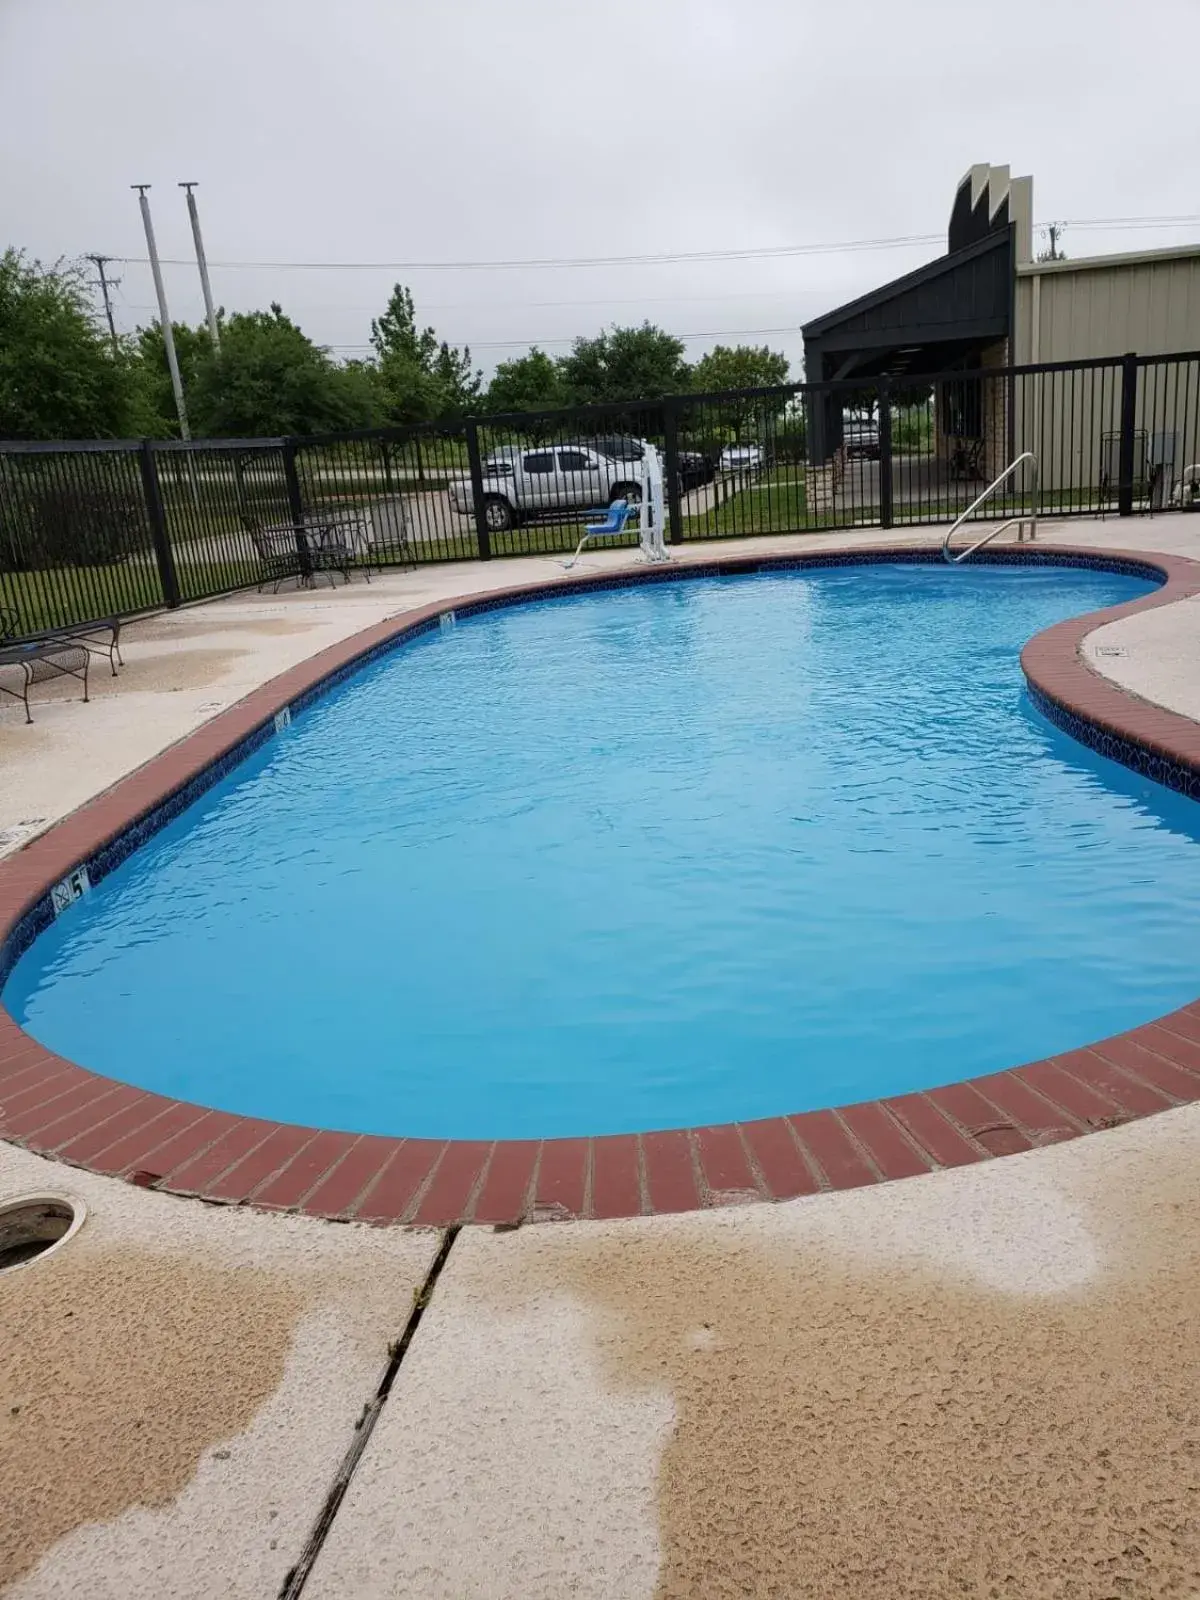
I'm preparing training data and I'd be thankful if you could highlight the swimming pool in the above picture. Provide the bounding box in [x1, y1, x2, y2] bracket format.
[7, 559, 1200, 1142]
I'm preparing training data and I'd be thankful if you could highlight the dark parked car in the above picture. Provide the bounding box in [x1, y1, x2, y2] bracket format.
[579, 435, 716, 493]
[675, 450, 717, 492]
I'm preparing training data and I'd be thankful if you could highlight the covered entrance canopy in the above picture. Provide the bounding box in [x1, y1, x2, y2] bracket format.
[801, 164, 1030, 465]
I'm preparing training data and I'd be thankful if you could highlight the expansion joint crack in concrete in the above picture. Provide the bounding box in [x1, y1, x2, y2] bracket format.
[277, 1225, 461, 1598]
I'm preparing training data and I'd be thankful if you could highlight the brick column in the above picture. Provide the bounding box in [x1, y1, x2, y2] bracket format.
[806, 446, 846, 521]
[980, 339, 1010, 482]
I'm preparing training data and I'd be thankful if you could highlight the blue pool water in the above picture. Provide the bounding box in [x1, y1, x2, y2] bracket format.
[7, 562, 1200, 1140]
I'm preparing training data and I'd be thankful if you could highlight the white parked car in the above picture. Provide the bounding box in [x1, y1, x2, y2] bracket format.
[719, 443, 763, 474]
[449, 444, 644, 532]
[842, 415, 881, 460]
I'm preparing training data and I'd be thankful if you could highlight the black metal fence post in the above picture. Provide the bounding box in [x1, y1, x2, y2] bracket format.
[464, 420, 492, 559]
[1118, 351, 1139, 518]
[138, 441, 181, 608]
[877, 380, 893, 530]
[662, 397, 684, 544]
[281, 440, 312, 578]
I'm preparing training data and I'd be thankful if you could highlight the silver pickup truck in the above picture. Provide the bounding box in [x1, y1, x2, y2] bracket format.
[449, 444, 644, 532]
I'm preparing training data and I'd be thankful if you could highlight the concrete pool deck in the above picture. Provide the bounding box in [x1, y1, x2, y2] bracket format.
[5, 1096, 1200, 1597]
[3, 514, 1200, 1595]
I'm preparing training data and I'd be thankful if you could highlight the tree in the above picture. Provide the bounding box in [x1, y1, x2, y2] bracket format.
[684, 343, 792, 452]
[432, 340, 481, 417]
[370, 284, 480, 423]
[483, 348, 567, 415]
[560, 323, 689, 405]
[188, 304, 377, 437]
[690, 343, 789, 395]
[371, 284, 439, 425]
[0, 250, 139, 439]
[372, 284, 438, 369]
[337, 358, 384, 424]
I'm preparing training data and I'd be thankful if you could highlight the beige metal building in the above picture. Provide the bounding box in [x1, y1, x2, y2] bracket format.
[1014, 243, 1200, 367]
[1013, 242, 1200, 500]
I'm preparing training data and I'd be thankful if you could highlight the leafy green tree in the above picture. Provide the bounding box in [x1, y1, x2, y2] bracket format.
[432, 341, 481, 418]
[337, 358, 385, 424]
[371, 284, 438, 365]
[690, 343, 789, 394]
[370, 284, 480, 423]
[560, 323, 689, 404]
[0, 250, 139, 439]
[681, 344, 792, 454]
[484, 348, 567, 415]
[188, 305, 376, 437]
[371, 284, 438, 424]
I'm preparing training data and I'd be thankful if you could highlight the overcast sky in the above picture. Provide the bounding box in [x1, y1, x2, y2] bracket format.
[2, 0, 1198, 378]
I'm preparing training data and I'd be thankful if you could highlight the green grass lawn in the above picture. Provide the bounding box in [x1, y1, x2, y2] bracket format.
[486, 521, 636, 560]
[0, 559, 165, 636]
[892, 488, 1113, 524]
[1, 549, 285, 635]
[295, 470, 454, 498]
[684, 469, 809, 538]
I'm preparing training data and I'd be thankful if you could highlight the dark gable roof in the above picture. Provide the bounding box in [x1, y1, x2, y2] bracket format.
[802, 230, 1011, 350]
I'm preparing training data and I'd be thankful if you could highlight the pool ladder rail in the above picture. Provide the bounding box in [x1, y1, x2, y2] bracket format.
[941, 452, 1039, 564]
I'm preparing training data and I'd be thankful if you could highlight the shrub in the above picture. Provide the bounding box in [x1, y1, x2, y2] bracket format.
[770, 420, 808, 467]
[892, 406, 932, 453]
[0, 477, 146, 571]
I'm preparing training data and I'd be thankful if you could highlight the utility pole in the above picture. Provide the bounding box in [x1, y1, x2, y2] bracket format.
[133, 183, 190, 440]
[1046, 222, 1066, 261]
[86, 254, 120, 354]
[179, 181, 220, 350]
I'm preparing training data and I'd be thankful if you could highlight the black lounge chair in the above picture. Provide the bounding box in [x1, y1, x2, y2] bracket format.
[0, 609, 123, 723]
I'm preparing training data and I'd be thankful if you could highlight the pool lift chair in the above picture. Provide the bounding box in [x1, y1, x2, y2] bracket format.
[562, 442, 672, 570]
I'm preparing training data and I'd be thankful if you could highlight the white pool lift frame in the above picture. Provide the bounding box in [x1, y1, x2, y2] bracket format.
[562, 441, 671, 570]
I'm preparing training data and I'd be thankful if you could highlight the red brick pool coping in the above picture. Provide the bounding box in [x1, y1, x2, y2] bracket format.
[4, 542, 1200, 1228]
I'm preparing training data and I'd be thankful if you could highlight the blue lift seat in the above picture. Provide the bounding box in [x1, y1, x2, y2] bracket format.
[562, 499, 635, 569]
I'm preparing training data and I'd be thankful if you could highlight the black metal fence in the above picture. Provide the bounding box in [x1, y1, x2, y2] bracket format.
[2, 350, 1198, 640]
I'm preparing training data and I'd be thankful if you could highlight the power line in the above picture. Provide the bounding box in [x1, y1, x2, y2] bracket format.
[107, 209, 1200, 356]
[113, 232, 941, 273]
[118, 285, 861, 316]
[331, 324, 808, 354]
[109, 213, 1200, 275]
[1066, 214, 1200, 230]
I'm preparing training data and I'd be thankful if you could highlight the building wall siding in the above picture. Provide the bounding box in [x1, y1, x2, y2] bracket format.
[1014, 257, 1200, 365]
[1010, 257, 1200, 499]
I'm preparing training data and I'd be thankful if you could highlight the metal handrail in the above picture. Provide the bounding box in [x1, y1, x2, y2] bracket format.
[941, 451, 1039, 563]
